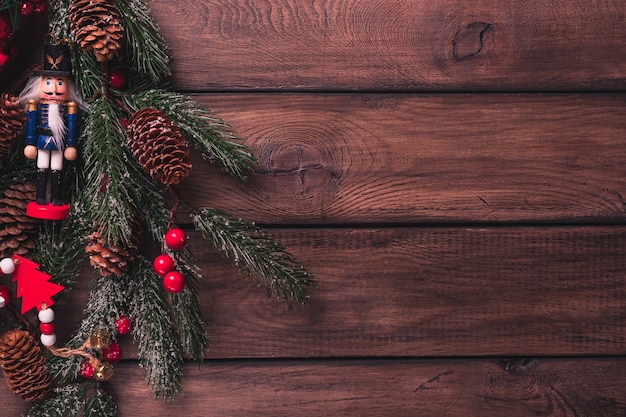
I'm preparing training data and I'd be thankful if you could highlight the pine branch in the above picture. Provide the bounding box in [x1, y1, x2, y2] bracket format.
[190, 207, 317, 304]
[128, 256, 184, 399]
[26, 383, 87, 417]
[170, 250, 209, 360]
[122, 89, 255, 180]
[79, 96, 143, 247]
[0, 148, 36, 193]
[33, 215, 90, 291]
[46, 272, 130, 384]
[115, 0, 171, 82]
[85, 388, 118, 417]
[46, 352, 82, 385]
[69, 274, 130, 347]
[48, 0, 70, 37]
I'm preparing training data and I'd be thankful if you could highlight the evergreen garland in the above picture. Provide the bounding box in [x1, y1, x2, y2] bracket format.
[0, 0, 316, 415]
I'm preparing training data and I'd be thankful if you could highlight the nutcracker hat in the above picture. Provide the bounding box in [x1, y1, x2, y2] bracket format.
[35, 37, 72, 77]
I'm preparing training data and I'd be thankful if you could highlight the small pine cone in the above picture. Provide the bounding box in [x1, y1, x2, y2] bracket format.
[0, 182, 40, 258]
[126, 108, 192, 186]
[85, 220, 142, 277]
[68, 0, 124, 63]
[0, 93, 25, 155]
[0, 329, 51, 401]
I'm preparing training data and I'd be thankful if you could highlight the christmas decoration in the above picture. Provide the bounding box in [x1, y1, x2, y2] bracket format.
[162, 270, 185, 294]
[152, 253, 174, 276]
[0, 11, 17, 70]
[20, 38, 84, 220]
[12, 254, 64, 314]
[164, 227, 187, 250]
[0, 0, 316, 414]
[78, 359, 93, 379]
[101, 342, 121, 363]
[109, 69, 127, 90]
[0, 329, 51, 401]
[114, 315, 131, 335]
[0, 284, 10, 307]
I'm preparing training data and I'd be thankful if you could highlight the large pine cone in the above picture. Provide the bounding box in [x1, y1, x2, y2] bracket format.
[0, 329, 51, 401]
[0, 182, 40, 258]
[0, 93, 25, 156]
[126, 108, 192, 186]
[68, 0, 124, 63]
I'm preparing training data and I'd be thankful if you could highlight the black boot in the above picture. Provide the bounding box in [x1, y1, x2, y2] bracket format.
[51, 170, 62, 206]
[36, 169, 48, 205]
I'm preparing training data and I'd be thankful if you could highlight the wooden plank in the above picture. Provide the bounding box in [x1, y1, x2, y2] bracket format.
[4, 358, 626, 416]
[150, 0, 626, 91]
[53, 227, 626, 358]
[179, 93, 626, 224]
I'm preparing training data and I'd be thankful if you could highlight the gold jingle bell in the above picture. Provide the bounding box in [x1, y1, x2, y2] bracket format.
[89, 329, 110, 350]
[93, 361, 114, 382]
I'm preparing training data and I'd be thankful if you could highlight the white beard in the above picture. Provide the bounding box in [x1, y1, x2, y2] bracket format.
[47, 104, 67, 149]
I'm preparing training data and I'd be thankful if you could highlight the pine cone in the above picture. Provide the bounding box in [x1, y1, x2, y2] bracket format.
[126, 108, 192, 186]
[85, 220, 142, 277]
[0, 182, 40, 258]
[0, 329, 51, 401]
[68, 0, 124, 63]
[0, 93, 25, 156]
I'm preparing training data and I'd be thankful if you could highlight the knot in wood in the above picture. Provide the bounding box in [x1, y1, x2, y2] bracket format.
[452, 22, 492, 61]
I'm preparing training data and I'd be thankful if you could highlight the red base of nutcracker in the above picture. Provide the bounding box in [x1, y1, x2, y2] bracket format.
[26, 201, 69, 220]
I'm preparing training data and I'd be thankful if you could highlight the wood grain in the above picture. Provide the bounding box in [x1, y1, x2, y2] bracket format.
[179, 93, 626, 224]
[51, 227, 626, 359]
[149, 0, 626, 91]
[4, 358, 626, 416]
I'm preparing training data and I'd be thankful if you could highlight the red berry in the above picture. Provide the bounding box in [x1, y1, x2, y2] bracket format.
[115, 315, 131, 335]
[18, 1, 33, 15]
[164, 228, 187, 250]
[0, 285, 10, 307]
[163, 271, 185, 294]
[39, 322, 55, 335]
[101, 342, 122, 363]
[79, 360, 94, 379]
[152, 254, 175, 276]
[109, 70, 127, 90]
[33, 1, 46, 13]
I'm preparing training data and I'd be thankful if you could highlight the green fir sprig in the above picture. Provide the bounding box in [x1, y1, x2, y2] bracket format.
[26, 384, 87, 417]
[191, 207, 317, 304]
[128, 256, 184, 399]
[79, 96, 141, 246]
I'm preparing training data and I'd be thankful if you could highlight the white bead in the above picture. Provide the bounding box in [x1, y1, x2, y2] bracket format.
[40, 333, 56, 347]
[38, 308, 55, 323]
[0, 258, 15, 275]
[0, 296, 5, 308]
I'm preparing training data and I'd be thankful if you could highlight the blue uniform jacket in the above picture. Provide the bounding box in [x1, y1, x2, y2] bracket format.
[25, 101, 77, 151]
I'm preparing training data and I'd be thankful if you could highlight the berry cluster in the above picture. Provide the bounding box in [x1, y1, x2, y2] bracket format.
[78, 316, 131, 382]
[18, 0, 46, 15]
[152, 228, 188, 294]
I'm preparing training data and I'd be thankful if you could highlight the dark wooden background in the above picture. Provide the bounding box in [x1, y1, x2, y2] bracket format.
[4, 0, 626, 415]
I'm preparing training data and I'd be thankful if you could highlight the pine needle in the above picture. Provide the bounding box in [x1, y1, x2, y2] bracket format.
[191, 207, 317, 304]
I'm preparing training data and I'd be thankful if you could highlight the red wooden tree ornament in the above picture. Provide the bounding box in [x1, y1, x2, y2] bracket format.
[11, 255, 64, 314]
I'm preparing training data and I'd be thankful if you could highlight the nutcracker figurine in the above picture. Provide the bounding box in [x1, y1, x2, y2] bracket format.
[19, 38, 83, 220]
